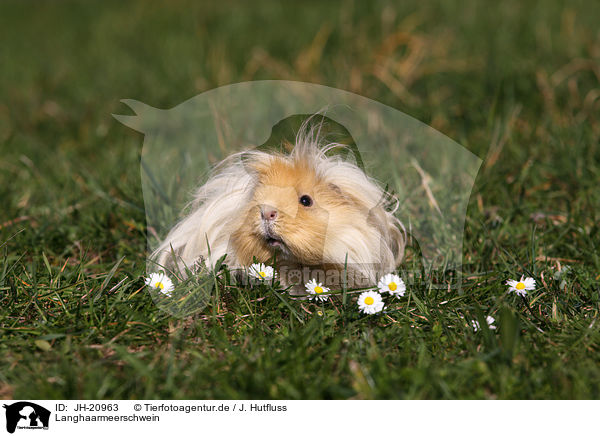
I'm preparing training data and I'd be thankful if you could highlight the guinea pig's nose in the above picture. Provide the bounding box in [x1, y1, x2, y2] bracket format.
[260, 206, 278, 221]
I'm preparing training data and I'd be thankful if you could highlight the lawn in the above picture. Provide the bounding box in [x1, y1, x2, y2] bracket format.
[0, 0, 599, 399]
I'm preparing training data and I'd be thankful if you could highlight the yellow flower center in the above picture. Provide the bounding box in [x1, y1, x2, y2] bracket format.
[315, 286, 324, 294]
[156, 282, 164, 290]
[364, 296, 374, 305]
[516, 282, 525, 290]
[388, 282, 397, 291]
[259, 271, 266, 278]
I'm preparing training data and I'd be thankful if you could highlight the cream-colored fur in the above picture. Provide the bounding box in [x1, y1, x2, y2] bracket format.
[152, 126, 405, 292]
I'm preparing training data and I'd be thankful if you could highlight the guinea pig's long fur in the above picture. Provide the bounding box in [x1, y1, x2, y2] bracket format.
[152, 125, 405, 292]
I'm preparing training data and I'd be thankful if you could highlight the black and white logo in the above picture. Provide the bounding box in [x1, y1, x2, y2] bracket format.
[2, 402, 50, 434]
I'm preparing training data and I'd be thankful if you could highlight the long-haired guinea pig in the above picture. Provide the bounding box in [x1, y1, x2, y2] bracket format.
[152, 126, 405, 294]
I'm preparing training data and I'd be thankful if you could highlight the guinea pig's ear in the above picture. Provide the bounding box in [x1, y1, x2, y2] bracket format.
[240, 151, 269, 176]
[327, 182, 364, 208]
[328, 183, 344, 196]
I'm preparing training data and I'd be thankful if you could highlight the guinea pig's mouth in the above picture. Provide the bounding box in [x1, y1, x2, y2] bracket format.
[265, 235, 293, 258]
[261, 228, 288, 251]
[265, 235, 285, 248]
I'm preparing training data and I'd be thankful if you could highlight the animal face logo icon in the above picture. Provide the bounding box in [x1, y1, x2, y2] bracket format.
[3, 402, 50, 433]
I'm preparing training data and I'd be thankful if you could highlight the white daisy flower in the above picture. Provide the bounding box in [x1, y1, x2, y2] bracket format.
[145, 272, 174, 296]
[305, 279, 330, 302]
[357, 291, 385, 315]
[506, 276, 535, 296]
[249, 263, 275, 281]
[472, 316, 497, 332]
[377, 273, 406, 298]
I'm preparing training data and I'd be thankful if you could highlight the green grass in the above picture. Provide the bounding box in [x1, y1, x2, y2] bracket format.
[1, 0, 599, 399]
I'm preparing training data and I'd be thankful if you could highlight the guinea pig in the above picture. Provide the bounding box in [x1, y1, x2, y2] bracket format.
[152, 126, 405, 294]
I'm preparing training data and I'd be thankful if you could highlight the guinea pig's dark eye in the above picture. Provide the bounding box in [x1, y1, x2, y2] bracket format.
[299, 195, 313, 207]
